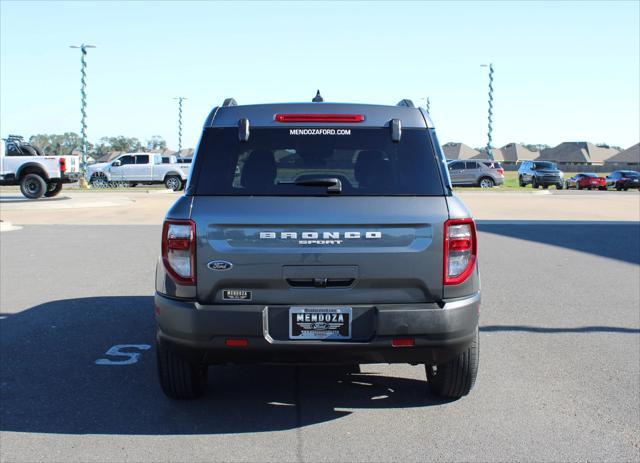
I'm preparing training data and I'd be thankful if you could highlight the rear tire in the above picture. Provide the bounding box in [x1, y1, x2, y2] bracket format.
[616, 186, 622, 191]
[20, 173, 47, 199]
[426, 328, 479, 399]
[518, 176, 526, 187]
[164, 175, 182, 191]
[156, 336, 208, 400]
[556, 183, 563, 190]
[478, 177, 494, 188]
[543, 184, 549, 189]
[90, 175, 109, 188]
[44, 182, 63, 197]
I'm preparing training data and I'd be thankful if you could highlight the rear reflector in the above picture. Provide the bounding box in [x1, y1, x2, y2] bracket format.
[275, 114, 365, 123]
[392, 337, 415, 347]
[225, 338, 248, 347]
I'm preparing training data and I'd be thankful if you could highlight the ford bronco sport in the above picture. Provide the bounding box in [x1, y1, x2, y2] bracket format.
[155, 96, 480, 400]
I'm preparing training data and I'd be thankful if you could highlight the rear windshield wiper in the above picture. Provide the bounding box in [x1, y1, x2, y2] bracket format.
[278, 177, 342, 194]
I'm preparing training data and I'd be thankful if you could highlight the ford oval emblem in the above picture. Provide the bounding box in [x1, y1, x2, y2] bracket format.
[207, 260, 233, 271]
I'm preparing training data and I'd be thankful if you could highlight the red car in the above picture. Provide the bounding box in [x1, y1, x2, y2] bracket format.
[565, 173, 607, 190]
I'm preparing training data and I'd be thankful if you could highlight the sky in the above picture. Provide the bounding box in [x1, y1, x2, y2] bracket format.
[1, 0, 639, 151]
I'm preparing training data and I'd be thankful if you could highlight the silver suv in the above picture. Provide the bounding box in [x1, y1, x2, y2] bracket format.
[155, 96, 481, 400]
[447, 159, 504, 187]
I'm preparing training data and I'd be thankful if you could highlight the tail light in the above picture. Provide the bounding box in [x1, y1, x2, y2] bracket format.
[162, 219, 196, 285]
[497, 168, 504, 175]
[444, 218, 477, 285]
[59, 158, 67, 173]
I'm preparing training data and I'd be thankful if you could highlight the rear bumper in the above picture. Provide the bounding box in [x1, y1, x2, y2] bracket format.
[537, 176, 563, 185]
[59, 172, 81, 183]
[155, 293, 480, 365]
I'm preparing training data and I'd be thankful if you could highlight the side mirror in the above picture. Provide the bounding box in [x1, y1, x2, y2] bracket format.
[112, 160, 121, 167]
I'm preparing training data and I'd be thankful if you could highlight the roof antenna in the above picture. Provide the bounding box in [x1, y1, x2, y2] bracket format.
[312, 90, 324, 102]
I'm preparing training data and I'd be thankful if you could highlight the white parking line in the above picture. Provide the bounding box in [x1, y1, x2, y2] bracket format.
[0, 221, 22, 232]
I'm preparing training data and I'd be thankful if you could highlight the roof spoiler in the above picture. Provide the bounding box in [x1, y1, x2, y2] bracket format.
[396, 99, 415, 108]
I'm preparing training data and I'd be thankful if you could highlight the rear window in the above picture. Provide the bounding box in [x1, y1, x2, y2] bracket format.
[481, 161, 502, 169]
[533, 161, 557, 169]
[190, 128, 444, 196]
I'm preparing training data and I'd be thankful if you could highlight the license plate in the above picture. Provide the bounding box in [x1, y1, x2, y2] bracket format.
[289, 307, 352, 340]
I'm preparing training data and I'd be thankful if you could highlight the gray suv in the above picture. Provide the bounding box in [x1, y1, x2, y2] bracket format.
[518, 160, 564, 189]
[155, 97, 480, 400]
[447, 159, 505, 187]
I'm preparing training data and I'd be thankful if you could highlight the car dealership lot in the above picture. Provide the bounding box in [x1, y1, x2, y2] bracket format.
[1, 192, 639, 462]
[0, 188, 639, 225]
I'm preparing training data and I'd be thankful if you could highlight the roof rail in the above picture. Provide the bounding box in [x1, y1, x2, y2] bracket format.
[396, 99, 415, 108]
[222, 98, 237, 107]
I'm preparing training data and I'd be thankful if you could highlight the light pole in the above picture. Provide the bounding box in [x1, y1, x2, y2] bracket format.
[70, 44, 96, 176]
[420, 97, 431, 113]
[480, 63, 494, 160]
[173, 97, 187, 155]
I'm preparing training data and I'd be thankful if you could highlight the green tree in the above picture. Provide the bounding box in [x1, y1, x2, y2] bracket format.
[98, 136, 142, 153]
[146, 135, 167, 151]
[29, 133, 90, 156]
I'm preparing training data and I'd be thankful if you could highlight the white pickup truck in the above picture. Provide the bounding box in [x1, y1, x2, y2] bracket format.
[0, 140, 81, 198]
[86, 153, 190, 191]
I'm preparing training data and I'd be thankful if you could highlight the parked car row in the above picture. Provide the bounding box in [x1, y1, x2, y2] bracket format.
[552, 170, 639, 191]
[448, 158, 639, 191]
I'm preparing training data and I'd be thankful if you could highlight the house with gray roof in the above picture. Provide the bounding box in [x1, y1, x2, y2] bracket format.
[498, 143, 539, 162]
[537, 142, 620, 165]
[442, 142, 480, 160]
[604, 143, 639, 165]
[473, 147, 505, 162]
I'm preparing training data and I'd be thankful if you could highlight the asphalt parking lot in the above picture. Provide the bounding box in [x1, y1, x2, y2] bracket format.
[1, 191, 639, 462]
